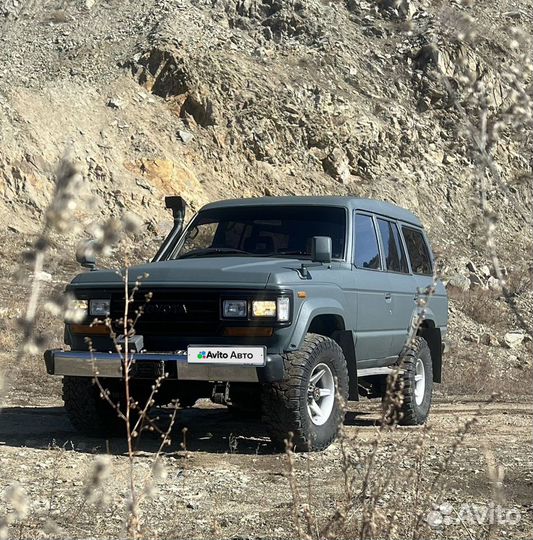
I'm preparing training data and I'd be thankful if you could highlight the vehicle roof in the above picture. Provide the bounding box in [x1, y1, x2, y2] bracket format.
[201, 196, 422, 227]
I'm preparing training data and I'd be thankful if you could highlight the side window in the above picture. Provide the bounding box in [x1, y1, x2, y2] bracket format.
[377, 219, 409, 273]
[354, 214, 381, 270]
[402, 227, 433, 275]
[391, 222, 409, 273]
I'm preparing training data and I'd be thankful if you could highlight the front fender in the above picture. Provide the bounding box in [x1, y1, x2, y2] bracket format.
[287, 298, 346, 351]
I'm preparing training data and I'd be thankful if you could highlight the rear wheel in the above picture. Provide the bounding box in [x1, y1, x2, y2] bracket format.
[385, 337, 433, 425]
[262, 334, 348, 452]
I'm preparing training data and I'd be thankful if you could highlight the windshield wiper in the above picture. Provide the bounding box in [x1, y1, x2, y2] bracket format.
[177, 247, 251, 259]
[265, 250, 312, 259]
[275, 250, 309, 256]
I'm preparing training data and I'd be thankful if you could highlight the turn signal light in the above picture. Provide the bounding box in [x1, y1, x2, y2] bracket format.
[71, 324, 110, 336]
[223, 327, 273, 337]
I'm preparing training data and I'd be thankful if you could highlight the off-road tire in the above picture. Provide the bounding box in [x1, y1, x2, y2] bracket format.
[261, 334, 349, 452]
[387, 337, 433, 425]
[63, 376, 134, 437]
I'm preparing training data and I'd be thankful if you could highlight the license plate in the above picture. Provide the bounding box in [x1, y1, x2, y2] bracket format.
[187, 346, 266, 366]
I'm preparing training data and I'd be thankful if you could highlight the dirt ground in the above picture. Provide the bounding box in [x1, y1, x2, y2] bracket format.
[0, 376, 531, 539]
[0, 252, 530, 539]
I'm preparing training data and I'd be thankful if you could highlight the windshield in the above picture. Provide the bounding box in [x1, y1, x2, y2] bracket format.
[170, 205, 347, 260]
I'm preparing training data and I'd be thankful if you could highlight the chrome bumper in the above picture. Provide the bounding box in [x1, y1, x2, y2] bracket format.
[44, 349, 285, 383]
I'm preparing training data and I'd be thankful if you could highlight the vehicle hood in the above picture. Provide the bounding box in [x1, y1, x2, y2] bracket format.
[69, 257, 310, 290]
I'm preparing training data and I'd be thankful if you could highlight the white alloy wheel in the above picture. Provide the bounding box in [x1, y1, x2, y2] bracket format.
[307, 362, 336, 426]
[414, 357, 426, 406]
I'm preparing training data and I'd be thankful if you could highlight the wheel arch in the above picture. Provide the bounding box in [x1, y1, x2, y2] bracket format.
[417, 319, 442, 383]
[308, 313, 346, 336]
[290, 306, 358, 401]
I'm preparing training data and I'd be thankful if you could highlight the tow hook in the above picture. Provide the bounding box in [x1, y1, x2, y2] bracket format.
[211, 382, 230, 405]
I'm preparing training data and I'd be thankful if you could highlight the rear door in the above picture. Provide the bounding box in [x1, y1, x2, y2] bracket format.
[376, 218, 417, 356]
[352, 213, 392, 362]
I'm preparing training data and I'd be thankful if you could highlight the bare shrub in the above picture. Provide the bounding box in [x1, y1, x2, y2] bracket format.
[442, 341, 533, 396]
[448, 286, 509, 328]
[283, 373, 505, 539]
[506, 266, 533, 298]
[0, 154, 172, 539]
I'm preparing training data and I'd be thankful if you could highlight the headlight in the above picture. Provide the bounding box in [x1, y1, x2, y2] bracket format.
[276, 297, 290, 322]
[65, 298, 88, 323]
[252, 300, 276, 318]
[71, 299, 88, 311]
[90, 299, 111, 317]
[223, 299, 247, 318]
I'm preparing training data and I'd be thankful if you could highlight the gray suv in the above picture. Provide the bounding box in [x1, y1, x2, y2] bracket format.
[44, 196, 448, 451]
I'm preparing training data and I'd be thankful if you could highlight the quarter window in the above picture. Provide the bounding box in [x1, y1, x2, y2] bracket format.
[377, 219, 409, 273]
[354, 214, 381, 270]
[402, 227, 433, 275]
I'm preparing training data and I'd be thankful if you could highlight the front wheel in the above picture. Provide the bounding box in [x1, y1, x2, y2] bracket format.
[261, 334, 349, 452]
[62, 376, 151, 437]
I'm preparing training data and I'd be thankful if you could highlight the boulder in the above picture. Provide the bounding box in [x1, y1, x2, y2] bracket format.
[487, 276, 502, 291]
[322, 148, 351, 184]
[503, 332, 525, 349]
[178, 130, 194, 144]
[378, 0, 417, 20]
[107, 97, 126, 109]
[480, 265, 491, 278]
[446, 273, 470, 292]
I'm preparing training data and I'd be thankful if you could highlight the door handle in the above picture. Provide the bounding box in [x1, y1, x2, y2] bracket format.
[385, 293, 392, 303]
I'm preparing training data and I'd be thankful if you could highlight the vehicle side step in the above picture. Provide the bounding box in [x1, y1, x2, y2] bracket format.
[357, 367, 403, 377]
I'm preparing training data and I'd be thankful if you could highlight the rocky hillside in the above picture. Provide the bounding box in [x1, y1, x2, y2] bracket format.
[0, 0, 531, 389]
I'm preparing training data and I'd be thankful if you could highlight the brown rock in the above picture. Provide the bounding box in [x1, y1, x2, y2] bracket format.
[124, 158, 206, 207]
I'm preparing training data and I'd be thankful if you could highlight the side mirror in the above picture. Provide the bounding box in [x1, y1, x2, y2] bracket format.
[311, 236, 332, 263]
[76, 240, 97, 270]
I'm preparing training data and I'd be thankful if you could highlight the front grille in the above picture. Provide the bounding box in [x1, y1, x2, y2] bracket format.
[109, 288, 222, 337]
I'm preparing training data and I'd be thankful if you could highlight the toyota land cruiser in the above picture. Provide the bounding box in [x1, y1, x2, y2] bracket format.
[44, 196, 448, 451]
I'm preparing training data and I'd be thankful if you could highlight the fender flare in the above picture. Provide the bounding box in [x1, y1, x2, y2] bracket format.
[288, 298, 346, 350]
[413, 306, 442, 383]
[287, 300, 359, 400]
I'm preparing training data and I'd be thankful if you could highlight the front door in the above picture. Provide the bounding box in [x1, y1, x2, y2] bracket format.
[352, 213, 392, 362]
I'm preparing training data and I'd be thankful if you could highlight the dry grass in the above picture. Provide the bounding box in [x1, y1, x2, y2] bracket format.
[441, 341, 533, 397]
[448, 287, 510, 329]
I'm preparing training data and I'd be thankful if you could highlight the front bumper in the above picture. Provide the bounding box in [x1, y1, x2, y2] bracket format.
[43, 349, 285, 383]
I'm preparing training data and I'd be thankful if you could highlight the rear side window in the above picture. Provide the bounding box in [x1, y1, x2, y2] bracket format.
[402, 227, 433, 275]
[377, 219, 409, 273]
[354, 214, 381, 270]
